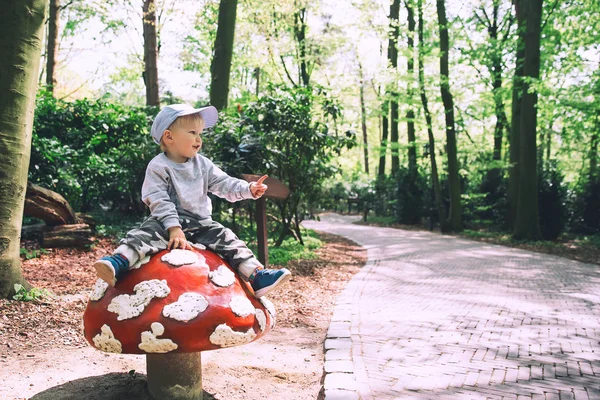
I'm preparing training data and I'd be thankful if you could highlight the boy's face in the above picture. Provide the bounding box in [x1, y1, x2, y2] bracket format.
[163, 117, 205, 162]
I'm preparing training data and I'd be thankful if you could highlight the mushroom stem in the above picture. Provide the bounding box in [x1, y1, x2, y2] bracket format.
[146, 352, 203, 400]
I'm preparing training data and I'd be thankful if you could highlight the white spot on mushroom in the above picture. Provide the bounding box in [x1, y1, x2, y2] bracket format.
[209, 265, 235, 287]
[130, 255, 150, 270]
[89, 279, 109, 301]
[161, 249, 199, 266]
[259, 297, 276, 328]
[209, 324, 256, 347]
[138, 322, 178, 353]
[92, 324, 122, 353]
[163, 292, 209, 322]
[108, 279, 170, 321]
[255, 309, 267, 331]
[229, 296, 255, 317]
[191, 242, 206, 250]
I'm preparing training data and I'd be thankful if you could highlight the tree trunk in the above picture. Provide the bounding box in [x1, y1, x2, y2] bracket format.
[513, 0, 543, 240]
[42, 224, 93, 248]
[359, 62, 369, 174]
[210, 0, 239, 110]
[489, 4, 507, 163]
[436, 0, 462, 231]
[389, 0, 400, 176]
[418, 0, 446, 230]
[406, 0, 417, 175]
[507, 6, 526, 228]
[46, 0, 60, 94]
[0, 0, 47, 298]
[378, 104, 389, 177]
[143, 0, 160, 107]
[294, 8, 310, 87]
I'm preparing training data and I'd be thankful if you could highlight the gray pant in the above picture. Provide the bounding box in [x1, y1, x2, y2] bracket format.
[114, 209, 261, 280]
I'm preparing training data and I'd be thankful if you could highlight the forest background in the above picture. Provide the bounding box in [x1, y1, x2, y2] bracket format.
[1, 0, 599, 297]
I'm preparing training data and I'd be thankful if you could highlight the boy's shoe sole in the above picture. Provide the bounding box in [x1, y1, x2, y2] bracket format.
[93, 260, 117, 287]
[253, 269, 292, 298]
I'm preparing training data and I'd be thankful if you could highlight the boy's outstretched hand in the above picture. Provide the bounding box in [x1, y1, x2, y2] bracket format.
[250, 175, 268, 198]
[167, 226, 192, 250]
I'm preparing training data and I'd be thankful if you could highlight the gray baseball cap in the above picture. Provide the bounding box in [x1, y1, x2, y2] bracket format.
[150, 104, 218, 144]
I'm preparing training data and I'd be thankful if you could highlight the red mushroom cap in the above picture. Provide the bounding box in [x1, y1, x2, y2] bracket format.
[83, 247, 275, 354]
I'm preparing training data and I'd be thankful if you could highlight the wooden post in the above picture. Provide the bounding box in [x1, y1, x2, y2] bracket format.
[242, 174, 290, 269]
[256, 197, 268, 266]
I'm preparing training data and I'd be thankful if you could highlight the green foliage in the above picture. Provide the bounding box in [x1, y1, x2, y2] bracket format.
[12, 284, 54, 302]
[91, 210, 146, 240]
[20, 248, 49, 260]
[204, 85, 355, 243]
[247, 230, 322, 266]
[31, 91, 157, 213]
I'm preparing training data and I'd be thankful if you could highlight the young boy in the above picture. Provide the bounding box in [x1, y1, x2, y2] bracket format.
[93, 103, 291, 298]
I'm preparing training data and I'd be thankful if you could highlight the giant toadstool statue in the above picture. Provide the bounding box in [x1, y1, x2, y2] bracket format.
[83, 246, 276, 400]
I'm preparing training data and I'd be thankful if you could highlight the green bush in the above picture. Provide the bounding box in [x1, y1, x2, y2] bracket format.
[395, 167, 427, 225]
[31, 92, 157, 213]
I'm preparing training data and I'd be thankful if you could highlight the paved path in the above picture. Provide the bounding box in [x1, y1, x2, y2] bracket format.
[302, 214, 600, 400]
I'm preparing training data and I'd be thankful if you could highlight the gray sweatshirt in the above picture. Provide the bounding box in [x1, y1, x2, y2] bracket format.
[141, 153, 255, 229]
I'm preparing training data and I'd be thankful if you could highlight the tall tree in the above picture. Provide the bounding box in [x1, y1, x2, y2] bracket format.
[389, 0, 401, 175]
[143, 0, 160, 107]
[405, 0, 417, 175]
[359, 61, 370, 174]
[475, 2, 512, 165]
[507, 3, 526, 228]
[378, 103, 389, 177]
[436, 0, 462, 231]
[513, 0, 543, 240]
[418, 0, 446, 230]
[210, 0, 239, 110]
[46, 0, 60, 94]
[378, 101, 389, 177]
[0, 0, 47, 298]
[294, 7, 310, 87]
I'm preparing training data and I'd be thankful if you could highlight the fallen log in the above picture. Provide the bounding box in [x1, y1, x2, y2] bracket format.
[24, 183, 77, 225]
[41, 224, 93, 248]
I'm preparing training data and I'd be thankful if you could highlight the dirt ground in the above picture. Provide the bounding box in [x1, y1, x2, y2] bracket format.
[0, 232, 366, 400]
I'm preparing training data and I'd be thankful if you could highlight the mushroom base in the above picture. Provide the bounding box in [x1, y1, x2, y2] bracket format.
[146, 352, 203, 400]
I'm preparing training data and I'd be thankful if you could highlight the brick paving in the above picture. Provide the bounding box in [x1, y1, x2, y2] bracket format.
[302, 214, 600, 400]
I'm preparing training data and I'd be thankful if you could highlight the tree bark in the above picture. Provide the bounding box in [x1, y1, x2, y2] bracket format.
[507, 6, 526, 228]
[378, 106, 389, 177]
[210, 0, 239, 110]
[359, 62, 369, 174]
[418, 0, 446, 230]
[46, 0, 60, 94]
[406, 0, 417, 175]
[0, 0, 47, 298]
[294, 8, 310, 87]
[436, 0, 462, 231]
[389, 0, 400, 176]
[591, 117, 599, 180]
[513, 0, 543, 240]
[143, 0, 160, 107]
[489, 3, 507, 163]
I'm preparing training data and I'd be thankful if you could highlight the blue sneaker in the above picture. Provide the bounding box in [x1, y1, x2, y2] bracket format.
[251, 268, 291, 298]
[93, 254, 129, 287]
